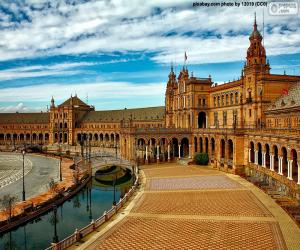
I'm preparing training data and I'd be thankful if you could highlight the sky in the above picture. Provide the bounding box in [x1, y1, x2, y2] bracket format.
[0, 0, 299, 112]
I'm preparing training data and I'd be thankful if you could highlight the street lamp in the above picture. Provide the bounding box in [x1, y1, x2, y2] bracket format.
[52, 205, 59, 243]
[59, 156, 62, 181]
[22, 150, 26, 201]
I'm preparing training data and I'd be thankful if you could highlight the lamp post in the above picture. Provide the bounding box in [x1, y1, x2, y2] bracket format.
[52, 205, 59, 243]
[59, 156, 62, 182]
[22, 150, 26, 201]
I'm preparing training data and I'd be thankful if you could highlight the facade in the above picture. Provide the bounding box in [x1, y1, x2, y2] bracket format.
[0, 18, 300, 194]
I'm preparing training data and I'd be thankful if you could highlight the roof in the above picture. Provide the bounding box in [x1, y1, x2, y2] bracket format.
[266, 83, 300, 111]
[82, 106, 165, 122]
[58, 95, 90, 107]
[0, 112, 50, 124]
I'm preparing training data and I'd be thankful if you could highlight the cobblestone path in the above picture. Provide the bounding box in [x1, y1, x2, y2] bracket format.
[83, 163, 300, 250]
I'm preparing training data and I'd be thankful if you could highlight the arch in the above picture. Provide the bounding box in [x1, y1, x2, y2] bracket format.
[250, 141, 255, 163]
[38, 133, 43, 141]
[273, 145, 279, 172]
[59, 133, 63, 143]
[205, 137, 208, 153]
[13, 133, 18, 140]
[291, 149, 297, 181]
[77, 133, 82, 142]
[45, 133, 49, 141]
[171, 138, 179, 157]
[100, 133, 104, 142]
[59, 122, 63, 129]
[32, 133, 37, 141]
[20, 134, 24, 141]
[89, 133, 92, 140]
[257, 142, 262, 165]
[194, 137, 198, 152]
[211, 138, 215, 155]
[220, 139, 226, 166]
[198, 112, 206, 128]
[26, 133, 30, 141]
[199, 137, 203, 153]
[116, 134, 120, 143]
[94, 133, 98, 141]
[64, 122, 68, 128]
[281, 147, 288, 177]
[6, 133, 11, 140]
[265, 144, 270, 168]
[64, 133, 68, 143]
[228, 139, 233, 168]
[111, 133, 115, 142]
[54, 133, 58, 143]
[181, 137, 189, 157]
[0, 134, 4, 141]
[105, 133, 109, 142]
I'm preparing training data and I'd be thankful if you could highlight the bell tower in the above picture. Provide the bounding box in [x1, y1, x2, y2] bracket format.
[165, 63, 177, 127]
[244, 13, 270, 76]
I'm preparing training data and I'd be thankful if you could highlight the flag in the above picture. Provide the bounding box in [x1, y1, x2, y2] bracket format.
[184, 51, 187, 62]
[282, 88, 288, 95]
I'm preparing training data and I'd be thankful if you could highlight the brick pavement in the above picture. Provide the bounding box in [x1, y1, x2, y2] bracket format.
[80, 163, 300, 250]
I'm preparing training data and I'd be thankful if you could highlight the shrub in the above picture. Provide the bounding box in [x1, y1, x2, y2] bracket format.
[194, 153, 209, 165]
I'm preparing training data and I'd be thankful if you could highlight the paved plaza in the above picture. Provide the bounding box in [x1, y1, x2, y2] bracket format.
[0, 152, 59, 200]
[77, 163, 300, 250]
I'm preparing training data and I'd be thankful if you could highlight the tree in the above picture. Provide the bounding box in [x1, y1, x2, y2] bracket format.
[194, 153, 209, 165]
[0, 194, 18, 222]
[48, 178, 59, 194]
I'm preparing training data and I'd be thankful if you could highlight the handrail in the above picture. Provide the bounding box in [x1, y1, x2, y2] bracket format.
[46, 165, 139, 250]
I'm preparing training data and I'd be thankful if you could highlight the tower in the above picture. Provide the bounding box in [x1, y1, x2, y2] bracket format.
[165, 63, 177, 127]
[244, 13, 270, 76]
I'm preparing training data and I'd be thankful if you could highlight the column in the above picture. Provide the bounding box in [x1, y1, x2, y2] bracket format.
[297, 161, 300, 185]
[205, 116, 208, 128]
[254, 150, 258, 165]
[178, 144, 181, 159]
[188, 144, 191, 159]
[167, 144, 170, 162]
[278, 156, 283, 175]
[145, 145, 148, 163]
[270, 154, 274, 171]
[288, 160, 293, 180]
[262, 152, 266, 167]
[156, 145, 159, 163]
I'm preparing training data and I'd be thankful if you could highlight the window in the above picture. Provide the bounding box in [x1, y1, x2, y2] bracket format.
[214, 112, 218, 127]
[235, 93, 238, 104]
[214, 97, 216, 107]
[230, 93, 233, 105]
[203, 98, 206, 106]
[249, 109, 252, 117]
[218, 96, 220, 107]
[222, 95, 224, 106]
[223, 111, 227, 126]
[226, 95, 228, 105]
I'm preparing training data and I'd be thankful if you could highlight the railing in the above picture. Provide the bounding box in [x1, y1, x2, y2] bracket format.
[46, 167, 139, 250]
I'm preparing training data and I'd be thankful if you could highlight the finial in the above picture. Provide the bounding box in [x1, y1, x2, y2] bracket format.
[170, 62, 174, 72]
[254, 12, 257, 31]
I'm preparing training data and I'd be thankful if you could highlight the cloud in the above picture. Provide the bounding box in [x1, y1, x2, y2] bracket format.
[0, 81, 165, 105]
[0, 0, 299, 64]
[0, 103, 35, 113]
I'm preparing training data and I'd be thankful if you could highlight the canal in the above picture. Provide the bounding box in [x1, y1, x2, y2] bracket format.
[0, 174, 132, 250]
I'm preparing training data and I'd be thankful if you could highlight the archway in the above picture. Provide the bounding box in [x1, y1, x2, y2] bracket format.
[205, 137, 208, 153]
[257, 143, 262, 165]
[228, 139, 233, 169]
[211, 138, 215, 157]
[199, 137, 203, 153]
[64, 133, 68, 143]
[198, 112, 206, 128]
[291, 149, 298, 181]
[273, 145, 279, 172]
[171, 138, 179, 157]
[181, 138, 189, 158]
[194, 137, 198, 152]
[250, 142, 254, 163]
[281, 147, 288, 177]
[220, 139, 225, 166]
[265, 144, 270, 168]
[20, 134, 24, 141]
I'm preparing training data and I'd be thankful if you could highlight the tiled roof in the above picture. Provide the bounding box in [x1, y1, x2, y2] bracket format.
[266, 83, 300, 111]
[58, 96, 89, 107]
[82, 106, 165, 122]
[0, 113, 50, 124]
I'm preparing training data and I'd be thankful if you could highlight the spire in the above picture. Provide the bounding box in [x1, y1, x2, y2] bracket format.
[51, 96, 55, 108]
[254, 12, 257, 31]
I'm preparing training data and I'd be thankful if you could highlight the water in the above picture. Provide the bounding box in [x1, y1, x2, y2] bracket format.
[0, 176, 132, 250]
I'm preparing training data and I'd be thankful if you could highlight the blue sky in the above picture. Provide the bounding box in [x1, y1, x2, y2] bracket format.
[0, 0, 299, 112]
